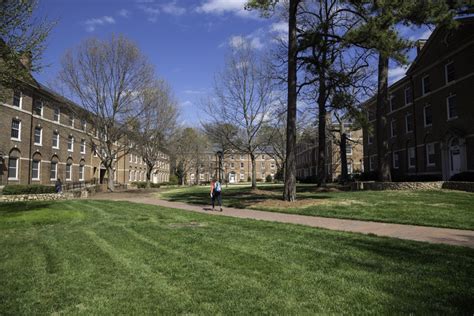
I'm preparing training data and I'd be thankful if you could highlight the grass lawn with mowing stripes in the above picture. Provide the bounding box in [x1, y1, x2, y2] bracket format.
[1, 199, 473, 314]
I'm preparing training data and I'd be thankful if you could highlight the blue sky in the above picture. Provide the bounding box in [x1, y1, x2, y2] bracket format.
[34, 0, 431, 126]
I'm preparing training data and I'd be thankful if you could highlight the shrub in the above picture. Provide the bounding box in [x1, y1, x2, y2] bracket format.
[247, 176, 251, 182]
[356, 171, 378, 181]
[449, 172, 474, 182]
[2, 184, 56, 195]
[265, 175, 273, 183]
[131, 182, 160, 189]
[168, 175, 179, 185]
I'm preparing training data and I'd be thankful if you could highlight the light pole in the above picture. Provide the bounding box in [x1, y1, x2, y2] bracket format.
[217, 150, 223, 182]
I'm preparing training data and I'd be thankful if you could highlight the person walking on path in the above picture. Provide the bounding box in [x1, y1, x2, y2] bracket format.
[210, 178, 223, 212]
[55, 178, 62, 194]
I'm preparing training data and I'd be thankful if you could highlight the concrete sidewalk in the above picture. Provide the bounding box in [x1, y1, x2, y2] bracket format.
[95, 193, 474, 249]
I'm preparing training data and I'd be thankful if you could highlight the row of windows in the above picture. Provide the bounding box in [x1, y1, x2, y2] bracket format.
[7, 158, 85, 181]
[10, 119, 87, 154]
[128, 170, 147, 182]
[368, 143, 436, 171]
[229, 162, 276, 169]
[11, 91, 87, 130]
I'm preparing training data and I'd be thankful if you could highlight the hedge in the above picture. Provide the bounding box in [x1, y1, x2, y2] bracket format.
[449, 172, 474, 182]
[2, 184, 56, 195]
[131, 182, 161, 189]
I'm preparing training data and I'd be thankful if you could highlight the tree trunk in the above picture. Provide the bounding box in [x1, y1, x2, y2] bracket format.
[376, 53, 392, 182]
[107, 165, 114, 192]
[340, 132, 348, 184]
[146, 165, 152, 189]
[283, 0, 298, 202]
[316, 84, 327, 187]
[251, 153, 257, 189]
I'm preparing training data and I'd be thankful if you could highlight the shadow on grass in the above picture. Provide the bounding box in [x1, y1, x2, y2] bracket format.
[0, 201, 53, 215]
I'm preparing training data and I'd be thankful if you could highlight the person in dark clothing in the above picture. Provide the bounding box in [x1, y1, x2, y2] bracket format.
[55, 178, 62, 193]
[210, 178, 222, 212]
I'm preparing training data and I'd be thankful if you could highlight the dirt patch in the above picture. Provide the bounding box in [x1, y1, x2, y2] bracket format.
[168, 221, 207, 228]
[249, 189, 280, 196]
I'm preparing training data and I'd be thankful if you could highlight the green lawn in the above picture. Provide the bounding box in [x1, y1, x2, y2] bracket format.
[159, 184, 474, 230]
[1, 200, 473, 314]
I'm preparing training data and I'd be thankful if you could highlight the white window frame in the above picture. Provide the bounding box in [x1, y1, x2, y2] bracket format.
[13, 90, 22, 108]
[445, 61, 454, 84]
[404, 86, 412, 105]
[68, 136, 74, 152]
[347, 162, 353, 174]
[240, 173, 245, 180]
[422, 75, 430, 95]
[408, 147, 416, 169]
[426, 143, 436, 167]
[389, 94, 395, 112]
[34, 127, 42, 146]
[129, 171, 132, 181]
[231, 162, 235, 169]
[369, 155, 376, 171]
[367, 133, 373, 145]
[34, 100, 43, 116]
[54, 107, 60, 122]
[69, 114, 74, 127]
[80, 139, 86, 154]
[52, 131, 59, 149]
[81, 119, 87, 131]
[8, 157, 19, 180]
[446, 94, 457, 120]
[11, 119, 21, 141]
[392, 152, 400, 169]
[79, 165, 85, 181]
[390, 120, 396, 138]
[405, 113, 413, 133]
[423, 105, 432, 127]
[346, 143, 353, 155]
[66, 163, 72, 181]
[32, 160, 41, 180]
[50, 161, 58, 180]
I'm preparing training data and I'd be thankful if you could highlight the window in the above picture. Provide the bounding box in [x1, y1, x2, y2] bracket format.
[54, 107, 60, 122]
[240, 173, 244, 180]
[446, 95, 457, 120]
[367, 110, 375, 121]
[390, 120, 397, 138]
[52, 132, 59, 149]
[346, 144, 353, 155]
[129, 171, 132, 181]
[240, 162, 244, 168]
[11, 119, 21, 140]
[68, 114, 74, 127]
[426, 143, 436, 167]
[135, 155, 138, 163]
[240, 155, 244, 160]
[8, 158, 18, 180]
[33, 100, 43, 116]
[68, 136, 74, 152]
[230, 155, 234, 160]
[261, 154, 265, 159]
[81, 119, 87, 131]
[445, 62, 455, 84]
[231, 162, 235, 169]
[50, 161, 58, 180]
[369, 156, 376, 171]
[405, 113, 413, 133]
[422, 75, 430, 95]
[79, 165, 84, 181]
[368, 133, 374, 145]
[66, 163, 72, 181]
[80, 139, 86, 154]
[404, 86, 412, 105]
[32, 160, 40, 180]
[408, 147, 416, 169]
[389, 94, 395, 112]
[424, 105, 432, 127]
[347, 162, 353, 174]
[129, 154, 133, 162]
[13, 90, 22, 107]
[393, 152, 400, 169]
[34, 127, 42, 145]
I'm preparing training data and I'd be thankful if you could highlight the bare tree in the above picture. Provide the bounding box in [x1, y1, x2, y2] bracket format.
[204, 39, 275, 189]
[0, 0, 55, 96]
[134, 79, 179, 188]
[59, 35, 154, 191]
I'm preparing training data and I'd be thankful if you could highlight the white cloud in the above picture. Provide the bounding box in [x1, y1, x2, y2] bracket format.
[83, 16, 115, 32]
[181, 100, 193, 107]
[197, 0, 256, 18]
[388, 66, 408, 83]
[419, 29, 433, 40]
[118, 9, 130, 18]
[270, 22, 288, 42]
[227, 32, 263, 50]
[161, 1, 186, 15]
[184, 89, 205, 94]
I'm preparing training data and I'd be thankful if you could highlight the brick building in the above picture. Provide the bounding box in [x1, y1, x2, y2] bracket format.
[296, 122, 364, 182]
[0, 81, 169, 187]
[363, 17, 474, 180]
[186, 150, 280, 185]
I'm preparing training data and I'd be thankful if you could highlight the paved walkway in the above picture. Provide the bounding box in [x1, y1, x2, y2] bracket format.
[94, 192, 474, 249]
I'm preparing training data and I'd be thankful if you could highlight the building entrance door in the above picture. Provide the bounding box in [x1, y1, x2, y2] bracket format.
[449, 138, 461, 177]
[228, 173, 236, 183]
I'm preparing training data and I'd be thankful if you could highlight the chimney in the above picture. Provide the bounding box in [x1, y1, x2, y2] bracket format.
[19, 51, 32, 71]
[416, 40, 427, 55]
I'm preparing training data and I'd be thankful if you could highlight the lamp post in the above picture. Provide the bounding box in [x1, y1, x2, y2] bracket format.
[216, 150, 223, 182]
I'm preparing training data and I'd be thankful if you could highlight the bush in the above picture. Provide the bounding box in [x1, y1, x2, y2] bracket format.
[356, 171, 379, 181]
[449, 172, 474, 182]
[2, 184, 56, 195]
[168, 175, 179, 185]
[265, 175, 273, 183]
[247, 176, 251, 182]
[131, 182, 160, 189]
